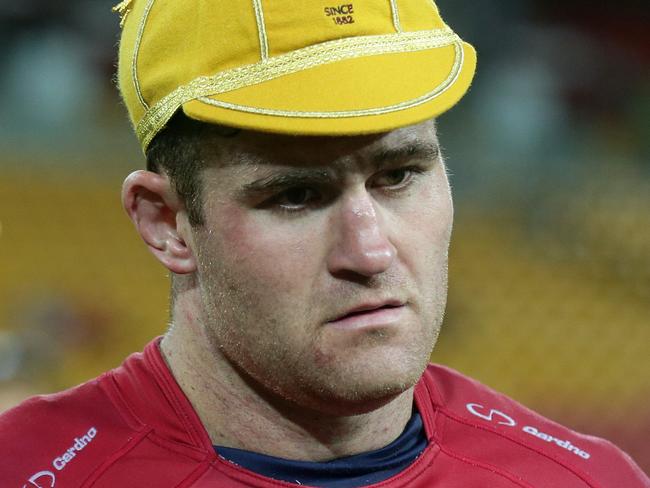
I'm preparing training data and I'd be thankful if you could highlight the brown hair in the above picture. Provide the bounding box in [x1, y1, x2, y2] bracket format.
[145, 111, 240, 226]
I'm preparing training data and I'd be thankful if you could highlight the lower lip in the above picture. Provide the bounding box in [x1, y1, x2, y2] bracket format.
[327, 305, 406, 329]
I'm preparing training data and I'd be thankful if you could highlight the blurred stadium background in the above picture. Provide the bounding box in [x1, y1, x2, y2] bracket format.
[1, 0, 648, 473]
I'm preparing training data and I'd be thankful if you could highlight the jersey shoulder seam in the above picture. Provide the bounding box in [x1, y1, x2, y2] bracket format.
[437, 441, 535, 488]
[79, 427, 152, 487]
[438, 407, 600, 488]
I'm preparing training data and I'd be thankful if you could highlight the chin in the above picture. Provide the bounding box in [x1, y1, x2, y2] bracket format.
[314, 380, 416, 416]
[305, 358, 427, 415]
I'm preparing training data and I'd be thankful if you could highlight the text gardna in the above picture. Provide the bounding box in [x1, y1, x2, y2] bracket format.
[523, 426, 590, 459]
[52, 427, 98, 470]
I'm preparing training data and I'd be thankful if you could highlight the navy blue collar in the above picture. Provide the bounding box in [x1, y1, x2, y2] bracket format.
[215, 410, 427, 487]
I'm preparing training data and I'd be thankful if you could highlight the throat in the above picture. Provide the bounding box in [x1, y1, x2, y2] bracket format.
[161, 330, 415, 461]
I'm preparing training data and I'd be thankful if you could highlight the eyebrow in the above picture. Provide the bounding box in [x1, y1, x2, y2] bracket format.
[371, 142, 440, 166]
[240, 169, 335, 196]
[238, 142, 440, 197]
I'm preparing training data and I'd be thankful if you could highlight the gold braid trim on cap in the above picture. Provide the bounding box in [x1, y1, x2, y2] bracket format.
[112, 0, 134, 28]
[252, 0, 269, 61]
[389, 0, 403, 33]
[196, 42, 463, 119]
[137, 27, 460, 151]
[132, 0, 156, 110]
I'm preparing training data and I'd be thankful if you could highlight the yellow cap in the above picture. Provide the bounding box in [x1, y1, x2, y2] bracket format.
[115, 0, 476, 152]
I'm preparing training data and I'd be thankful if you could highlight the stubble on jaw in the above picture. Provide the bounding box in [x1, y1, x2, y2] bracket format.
[184, 122, 452, 415]
[191, 227, 447, 415]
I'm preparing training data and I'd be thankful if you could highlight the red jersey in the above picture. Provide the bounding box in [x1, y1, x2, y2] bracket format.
[1, 339, 647, 488]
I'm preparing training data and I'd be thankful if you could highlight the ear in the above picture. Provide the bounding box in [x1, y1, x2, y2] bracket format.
[122, 170, 197, 274]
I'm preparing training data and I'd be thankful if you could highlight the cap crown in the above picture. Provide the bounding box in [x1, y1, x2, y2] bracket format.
[116, 0, 474, 151]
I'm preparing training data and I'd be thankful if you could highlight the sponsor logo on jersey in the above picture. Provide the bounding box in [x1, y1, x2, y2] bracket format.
[466, 403, 517, 426]
[52, 426, 98, 470]
[465, 403, 591, 460]
[23, 471, 55, 488]
[522, 425, 590, 459]
[22, 426, 98, 488]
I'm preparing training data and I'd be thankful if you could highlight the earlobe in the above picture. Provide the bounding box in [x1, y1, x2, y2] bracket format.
[122, 170, 197, 274]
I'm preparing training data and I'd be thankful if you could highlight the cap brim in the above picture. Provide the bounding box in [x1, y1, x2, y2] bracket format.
[182, 41, 476, 136]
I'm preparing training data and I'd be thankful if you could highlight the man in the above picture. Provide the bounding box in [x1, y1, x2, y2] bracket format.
[1, 0, 648, 487]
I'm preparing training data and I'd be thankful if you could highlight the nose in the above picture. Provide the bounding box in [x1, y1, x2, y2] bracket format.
[327, 190, 397, 278]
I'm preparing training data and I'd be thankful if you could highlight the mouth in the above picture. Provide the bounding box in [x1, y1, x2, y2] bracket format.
[327, 301, 406, 329]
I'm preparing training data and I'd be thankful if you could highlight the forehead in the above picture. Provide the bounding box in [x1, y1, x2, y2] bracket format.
[205, 119, 439, 171]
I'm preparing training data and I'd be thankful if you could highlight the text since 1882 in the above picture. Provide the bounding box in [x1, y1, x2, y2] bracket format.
[324, 4, 355, 25]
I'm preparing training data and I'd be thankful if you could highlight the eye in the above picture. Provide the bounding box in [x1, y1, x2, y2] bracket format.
[274, 187, 320, 210]
[372, 167, 418, 188]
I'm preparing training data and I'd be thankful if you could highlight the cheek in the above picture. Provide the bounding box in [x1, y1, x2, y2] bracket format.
[425, 167, 454, 230]
[211, 204, 322, 294]
[389, 174, 453, 296]
[399, 176, 453, 250]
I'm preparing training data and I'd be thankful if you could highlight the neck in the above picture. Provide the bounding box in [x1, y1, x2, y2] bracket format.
[160, 287, 415, 462]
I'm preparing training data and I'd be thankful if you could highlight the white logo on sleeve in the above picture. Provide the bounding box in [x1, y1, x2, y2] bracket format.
[522, 425, 591, 459]
[466, 403, 517, 426]
[52, 426, 97, 470]
[22, 427, 98, 488]
[465, 402, 591, 460]
[23, 471, 55, 488]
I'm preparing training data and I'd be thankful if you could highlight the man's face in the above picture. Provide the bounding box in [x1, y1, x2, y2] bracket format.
[191, 120, 453, 414]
